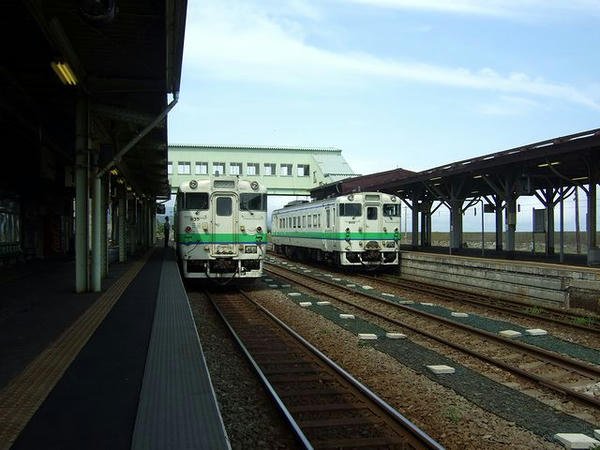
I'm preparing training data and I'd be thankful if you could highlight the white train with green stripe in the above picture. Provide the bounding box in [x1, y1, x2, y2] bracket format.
[271, 192, 401, 267]
[175, 177, 267, 279]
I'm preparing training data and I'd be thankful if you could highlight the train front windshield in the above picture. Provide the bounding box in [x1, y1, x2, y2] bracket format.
[183, 193, 209, 210]
[383, 204, 400, 217]
[240, 193, 267, 211]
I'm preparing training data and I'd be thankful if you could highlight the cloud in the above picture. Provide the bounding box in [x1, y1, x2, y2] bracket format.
[182, 1, 600, 110]
[342, 0, 600, 18]
[479, 96, 542, 116]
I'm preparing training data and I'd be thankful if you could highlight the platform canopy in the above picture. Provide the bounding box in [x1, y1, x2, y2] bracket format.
[311, 128, 600, 201]
[1, 0, 187, 198]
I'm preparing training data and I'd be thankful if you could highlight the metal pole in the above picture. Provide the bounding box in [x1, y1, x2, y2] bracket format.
[91, 173, 102, 292]
[119, 186, 126, 262]
[560, 186, 564, 263]
[480, 199, 484, 256]
[75, 96, 89, 293]
[101, 176, 108, 277]
[575, 188, 581, 253]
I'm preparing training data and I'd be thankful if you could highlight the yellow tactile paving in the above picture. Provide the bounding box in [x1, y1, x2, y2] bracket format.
[0, 251, 153, 450]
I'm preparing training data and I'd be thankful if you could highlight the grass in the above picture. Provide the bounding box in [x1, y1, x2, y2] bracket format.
[525, 306, 543, 315]
[572, 316, 596, 327]
[444, 405, 462, 424]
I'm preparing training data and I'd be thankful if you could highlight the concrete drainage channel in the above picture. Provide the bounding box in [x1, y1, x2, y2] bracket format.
[260, 264, 599, 446]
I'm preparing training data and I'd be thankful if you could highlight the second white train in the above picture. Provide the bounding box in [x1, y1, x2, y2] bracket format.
[271, 192, 401, 267]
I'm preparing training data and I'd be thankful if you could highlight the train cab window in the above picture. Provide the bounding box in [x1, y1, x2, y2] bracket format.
[367, 207, 378, 220]
[216, 197, 232, 216]
[240, 193, 267, 211]
[383, 204, 400, 217]
[185, 193, 209, 210]
[338, 203, 361, 217]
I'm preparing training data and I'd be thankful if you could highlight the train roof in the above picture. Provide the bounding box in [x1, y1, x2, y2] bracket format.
[273, 191, 397, 214]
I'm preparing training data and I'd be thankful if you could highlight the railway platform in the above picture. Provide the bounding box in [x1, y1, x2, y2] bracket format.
[0, 248, 230, 450]
[397, 248, 600, 314]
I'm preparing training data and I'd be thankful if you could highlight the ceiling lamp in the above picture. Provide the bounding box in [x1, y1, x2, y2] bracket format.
[51, 61, 78, 86]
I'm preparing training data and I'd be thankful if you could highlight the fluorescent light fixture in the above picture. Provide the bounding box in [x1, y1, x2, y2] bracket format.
[109, 168, 119, 176]
[429, 176, 441, 181]
[473, 175, 483, 179]
[537, 161, 560, 168]
[51, 61, 77, 85]
[572, 176, 588, 181]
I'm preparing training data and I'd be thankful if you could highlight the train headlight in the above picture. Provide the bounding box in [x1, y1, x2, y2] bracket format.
[185, 226, 192, 233]
[347, 194, 354, 201]
[250, 181, 259, 191]
[391, 196, 397, 202]
[245, 245, 258, 253]
[189, 180, 198, 189]
[256, 226, 262, 233]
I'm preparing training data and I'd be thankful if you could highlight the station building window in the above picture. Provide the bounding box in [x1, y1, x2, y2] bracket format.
[247, 163, 259, 176]
[167, 162, 173, 175]
[178, 162, 191, 174]
[195, 162, 208, 175]
[280, 164, 292, 176]
[213, 162, 225, 175]
[297, 164, 309, 177]
[264, 163, 276, 176]
[229, 162, 242, 175]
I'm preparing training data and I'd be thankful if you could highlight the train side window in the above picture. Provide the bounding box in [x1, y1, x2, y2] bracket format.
[326, 209, 330, 228]
[302, 216, 306, 228]
[307, 216, 311, 228]
[318, 214, 321, 228]
[216, 197, 232, 216]
[313, 214, 317, 227]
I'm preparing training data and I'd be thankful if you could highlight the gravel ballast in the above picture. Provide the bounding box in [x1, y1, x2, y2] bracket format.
[188, 290, 300, 450]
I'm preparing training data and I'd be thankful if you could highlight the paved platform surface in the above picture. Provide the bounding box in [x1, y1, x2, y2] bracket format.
[1, 247, 229, 450]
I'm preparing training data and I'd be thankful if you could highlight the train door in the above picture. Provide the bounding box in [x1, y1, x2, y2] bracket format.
[365, 203, 381, 238]
[211, 194, 239, 256]
[322, 208, 331, 252]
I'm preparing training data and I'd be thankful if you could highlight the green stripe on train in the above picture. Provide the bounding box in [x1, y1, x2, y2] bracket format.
[271, 231, 400, 240]
[178, 233, 268, 244]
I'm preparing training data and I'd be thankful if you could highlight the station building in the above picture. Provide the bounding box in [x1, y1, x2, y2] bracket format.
[168, 145, 357, 196]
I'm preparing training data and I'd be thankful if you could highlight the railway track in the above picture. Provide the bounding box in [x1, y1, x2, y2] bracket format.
[205, 288, 442, 450]
[264, 261, 600, 410]
[359, 272, 600, 335]
[266, 251, 600, 335]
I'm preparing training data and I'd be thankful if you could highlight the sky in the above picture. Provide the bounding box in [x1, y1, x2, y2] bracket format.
[167, 0, 600, 232]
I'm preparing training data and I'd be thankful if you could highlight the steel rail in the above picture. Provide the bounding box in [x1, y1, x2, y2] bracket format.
[206, 288, 444, 449]
[266, 250, 600, 335]
[361, 273, 600, 334]
[204, 289, 313, 450]
[265, 262, 600, 409]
